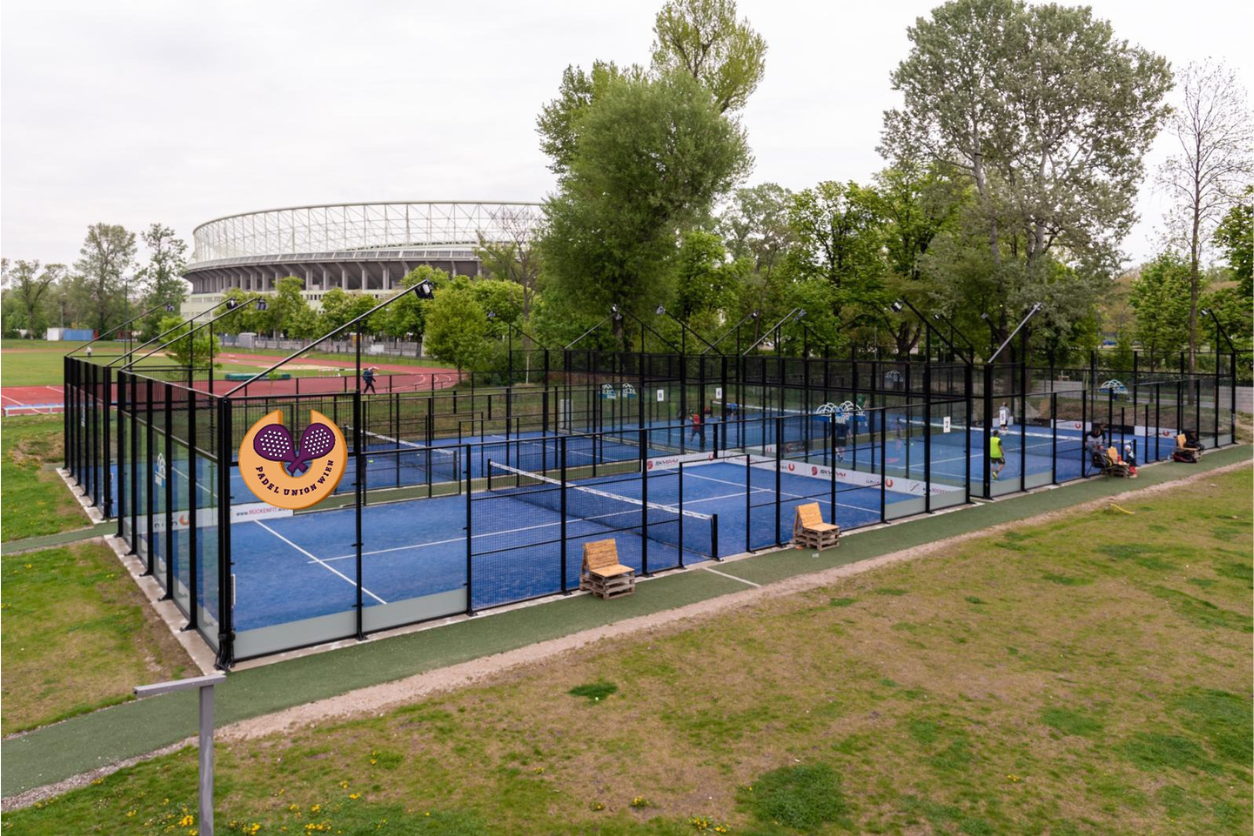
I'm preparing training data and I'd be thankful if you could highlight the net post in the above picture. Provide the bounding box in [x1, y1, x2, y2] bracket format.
[744, 451, 752, 553]
[103, 365, 113, 517]
[879, 408, 887, 525]
[188, 388, 199, 630]
[353, 390, 365, 641]
[1081, 386, 1088, 477]
[677, 461, 685, 568]
[639, 428, 649, 577]
[560, 437, 569, 594]
[465, 444, 475, 616]
[165, 384, 176, 606]
[774, 416, 783, 547]
[130, 376, 140, 556]
[1050, 392, 1058, 484]
[117, 369, 128, 540]
[147, 378, 161, 587]
[215, 396, 234, 670]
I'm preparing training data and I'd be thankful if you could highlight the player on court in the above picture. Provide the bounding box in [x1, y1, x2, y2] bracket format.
[989, 429, 1006, 480]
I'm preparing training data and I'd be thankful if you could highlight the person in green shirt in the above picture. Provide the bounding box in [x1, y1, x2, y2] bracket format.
[989, 429, 1006, 480]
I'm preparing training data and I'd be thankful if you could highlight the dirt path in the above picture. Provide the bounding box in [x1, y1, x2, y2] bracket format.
[7, 458, 1248, 811]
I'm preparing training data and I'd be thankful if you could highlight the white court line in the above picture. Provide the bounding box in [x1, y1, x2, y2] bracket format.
[704, 567, 760, 587]
[255, 520, 388, 604]
[683, 467, 880, 515]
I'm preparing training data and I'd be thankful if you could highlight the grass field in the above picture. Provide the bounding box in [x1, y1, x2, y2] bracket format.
[1, 415, 89, 542]
[5, 467, 1249, 835]
[0, 541, 195, 736]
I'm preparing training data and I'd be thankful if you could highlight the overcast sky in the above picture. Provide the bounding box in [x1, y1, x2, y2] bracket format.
[2, 0, 1251, 273]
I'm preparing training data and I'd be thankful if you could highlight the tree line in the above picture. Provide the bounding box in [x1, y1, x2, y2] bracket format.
[4, 0, 1249, 377]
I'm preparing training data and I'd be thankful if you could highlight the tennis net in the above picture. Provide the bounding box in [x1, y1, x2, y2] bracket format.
[486, 460, 717, 558]
[353, 428, 461, 484]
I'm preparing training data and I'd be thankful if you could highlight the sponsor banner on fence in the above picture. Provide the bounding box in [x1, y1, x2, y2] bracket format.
[138, 503, 294, 533]
[741, 454, 960, 496]
[645, 451, 719, 470]
[1053, 419, 1177, 439]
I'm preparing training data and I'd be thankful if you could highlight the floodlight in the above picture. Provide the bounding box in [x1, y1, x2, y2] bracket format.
[486, 310, 497, 320]
[255, 300, 268, 312]
[226, 299, 239, 310]
[796, 309, 807, 319]
[165, 304, 176, 312]
[1200, 308, 1211, 316]
[656, 305, 666, 316]
[412, 279, 435, 300]
[890, 300, 904, 313]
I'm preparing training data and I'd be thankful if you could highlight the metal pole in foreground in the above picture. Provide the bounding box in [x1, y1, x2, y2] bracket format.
[134, 674, 226, 836]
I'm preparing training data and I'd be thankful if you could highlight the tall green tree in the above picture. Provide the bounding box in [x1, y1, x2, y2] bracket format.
[1, 259, 64, 336]
[423, 288, 490, 373]
[1156, 60, 1253, 376]
[786, 181, 886, 312]
[538, 70, 750, 345]
[136, 223, 188, 339]
[718, 184, 796, 344]
[268, 276, 312, 338]
[153, 314, 219, 370]
[882, 0, 1172, 346]
[1213, 186, 1253, 298]
[1130, 254, 1192, 367]
[71, 223, 138, 334]
[650, 0, 766, 113]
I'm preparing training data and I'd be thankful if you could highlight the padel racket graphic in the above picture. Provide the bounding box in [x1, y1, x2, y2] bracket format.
[253, 422, 336, 476]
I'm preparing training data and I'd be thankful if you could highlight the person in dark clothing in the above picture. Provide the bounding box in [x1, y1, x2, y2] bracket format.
[362, 366, 377, 394]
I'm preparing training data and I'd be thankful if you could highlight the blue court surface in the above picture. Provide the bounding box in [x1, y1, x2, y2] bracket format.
[224, 456, 923, 631]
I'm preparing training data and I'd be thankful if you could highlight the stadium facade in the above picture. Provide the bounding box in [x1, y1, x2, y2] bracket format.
[181, 201, 543, 317]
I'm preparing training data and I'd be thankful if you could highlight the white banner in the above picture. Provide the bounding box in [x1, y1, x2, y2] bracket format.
[137, 503, 294, 533]
[650, 453, 960, 496]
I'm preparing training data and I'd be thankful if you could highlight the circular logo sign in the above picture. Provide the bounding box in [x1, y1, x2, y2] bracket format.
[238, 409, 347, 510]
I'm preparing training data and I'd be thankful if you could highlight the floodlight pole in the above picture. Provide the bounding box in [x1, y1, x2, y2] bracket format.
[107, 301, 236, 369]
[704, 310, 760, 356]
[133, 674, 227, 836]
[741, 309, 804, 356]
[891, 299, 968, 364]
[223, 281, 435, 397]
[67, 302, 176, 357]
[930, 311, 977, 362]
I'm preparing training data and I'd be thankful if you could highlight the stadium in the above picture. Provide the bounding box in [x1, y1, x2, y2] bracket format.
[181, 201, 544, 317]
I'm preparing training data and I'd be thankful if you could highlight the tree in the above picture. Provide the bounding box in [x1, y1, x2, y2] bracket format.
[719, 183, 795, 282]
[423, 288, 490, 373]
[268, 276, 312, 338]
[671, 230, 734, 325]
[1214, 186, 1253, 297]
[475, 205, 542, 328]
[153, 314, 219, 371]
[538, 70, 751, 345]
[2, 260, 64, 337]
[786, 181, 886, 312]
[650, 0, 766, 113]
[136, 223, 188, 339]
[882, 0, 1172, 346]
[1130, 254, 1192, 368]
[71, 223, 138, 335]
[373, 266, 450, 341]
[1157, 60, 1253, 376]
[536, 62, 643, 179]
